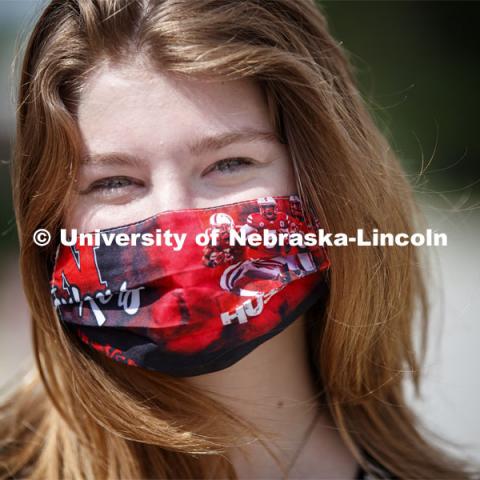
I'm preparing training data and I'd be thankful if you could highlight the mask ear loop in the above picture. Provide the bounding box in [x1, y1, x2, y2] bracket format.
[304, 277, 329, 393]
[47, 234, 62, 281]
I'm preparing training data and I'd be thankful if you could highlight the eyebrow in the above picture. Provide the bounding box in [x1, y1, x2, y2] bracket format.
[81, 152, 145, 167]
[188, 129, 280, 156]
[81, 129, 281, 166]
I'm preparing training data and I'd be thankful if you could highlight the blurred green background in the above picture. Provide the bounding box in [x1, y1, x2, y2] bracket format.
[1, 1, 479, 255]
[322, 1, 480, 194]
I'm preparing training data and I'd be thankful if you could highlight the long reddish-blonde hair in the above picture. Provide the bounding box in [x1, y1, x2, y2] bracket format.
[0, 0, 474, 478]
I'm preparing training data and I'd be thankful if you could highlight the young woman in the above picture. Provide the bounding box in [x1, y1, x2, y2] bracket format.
[0, 0, 475, 478]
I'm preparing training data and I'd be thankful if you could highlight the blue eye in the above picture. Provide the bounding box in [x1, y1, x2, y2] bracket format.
[83, 176, 135, 194]
[205, 157, 253, 175]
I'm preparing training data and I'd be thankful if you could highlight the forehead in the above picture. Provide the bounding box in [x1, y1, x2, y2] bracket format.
[77, 61, 272, 158]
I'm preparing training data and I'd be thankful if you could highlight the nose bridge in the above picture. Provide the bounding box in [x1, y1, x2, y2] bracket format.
[150, 162, 193, 213]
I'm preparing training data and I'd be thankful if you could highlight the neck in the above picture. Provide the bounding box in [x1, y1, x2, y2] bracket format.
[185, 315, 358, 479]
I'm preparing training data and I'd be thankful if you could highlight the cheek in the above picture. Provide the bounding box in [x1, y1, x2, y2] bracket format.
[62, 202, 151, 232]
[63, 195, 147, 232]
[62, 198, 99, 232]
[265, 156, 297, 194]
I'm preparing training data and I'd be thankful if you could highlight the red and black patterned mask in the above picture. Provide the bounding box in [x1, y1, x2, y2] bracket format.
[50, 194, 329, 376]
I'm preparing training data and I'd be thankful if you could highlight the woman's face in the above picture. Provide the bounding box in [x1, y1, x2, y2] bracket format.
[67, 60, 296, 231]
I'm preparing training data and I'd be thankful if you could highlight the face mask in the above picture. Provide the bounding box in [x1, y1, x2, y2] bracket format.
[50, 194, 329, 376]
